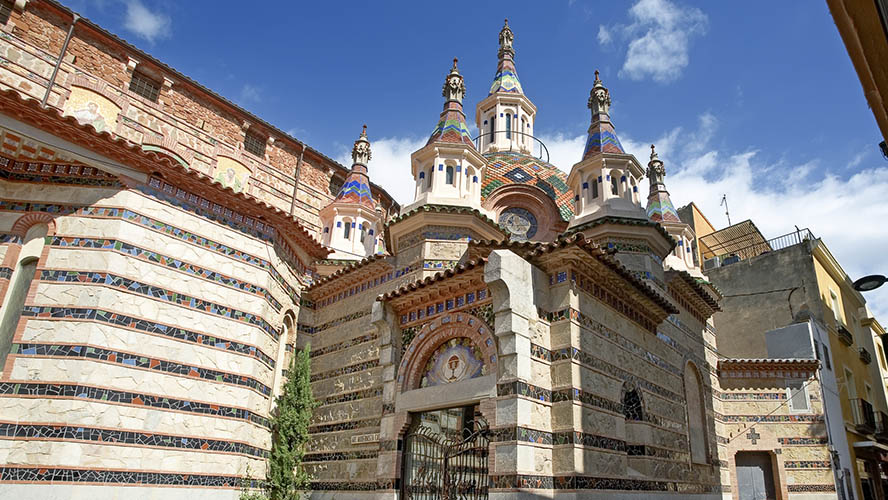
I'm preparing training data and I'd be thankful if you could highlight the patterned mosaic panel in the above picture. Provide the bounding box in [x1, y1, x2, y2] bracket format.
[499, 207, 538, 241]
[21, 306, 275, 367]
[334, 174, 376, 209]
[314, 264, 414, 307]
[0, 422, 268, 458]
[0, 382, 269, 428]
[11, 343, 271, 396]
[646, 193, 681, 223]
[398, 288, 489, 327]
[421, 337, 486, 387]
[428, 102, 474, 146]
[481, 152, 574, 221]
[489, 57, 523, 95]
[40, 270, 280, 340]
[582, 120, 625, 158]
[0, 156, 121, 186]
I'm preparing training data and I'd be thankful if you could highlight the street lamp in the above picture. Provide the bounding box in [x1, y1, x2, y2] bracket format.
[853, 274, 888, 292]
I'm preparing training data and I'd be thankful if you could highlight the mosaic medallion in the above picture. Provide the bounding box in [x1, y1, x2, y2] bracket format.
[421, 338, 486, 387]
[499, 207, 538, 241]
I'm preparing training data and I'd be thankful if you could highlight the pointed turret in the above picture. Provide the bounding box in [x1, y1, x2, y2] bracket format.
[319, 126, 384, 259]
[404, 59, 489, 213]
[427, 58, 474, 147]
[476, 20, 538, 154]
[645, 145, 680, 223]
[645, 145, 701, 275]
[488, 19, 523, 95]
[582, 71, 625, 159]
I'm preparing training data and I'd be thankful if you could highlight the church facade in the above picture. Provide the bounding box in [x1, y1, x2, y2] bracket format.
[0, 2, 840, 499]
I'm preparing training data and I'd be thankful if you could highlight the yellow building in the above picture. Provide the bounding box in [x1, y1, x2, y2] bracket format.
[703, 217, 888, 499]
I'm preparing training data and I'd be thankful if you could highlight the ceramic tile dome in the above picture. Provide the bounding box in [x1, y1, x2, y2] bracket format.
[480, 151, 575, 221]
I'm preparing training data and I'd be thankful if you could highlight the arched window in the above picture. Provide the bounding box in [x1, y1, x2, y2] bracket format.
[610, 175, 619, 196]
[623, 388, 644, 421]
[684, 362, 708, 464]
[343, 221, 351, 240]
[426, 167, 433, 189]
[0, 223, 48, 368]
[489, 115, 495, 144]
[506, 113, 512, 139]
[591, 178, 599, 199]
[359, 223, 367, 244]
[446, 166, 455, 185]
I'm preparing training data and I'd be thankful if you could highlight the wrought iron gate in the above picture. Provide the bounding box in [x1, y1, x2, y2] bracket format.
[402, 416, 490, 500]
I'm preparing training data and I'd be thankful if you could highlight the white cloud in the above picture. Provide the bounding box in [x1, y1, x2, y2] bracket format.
[123, 0, 171, 43]
[239, 84, 262, 104]
[597, 25, 613, 45]
[336, 136, 426, 206]
[848, 151, 867, 169]
[602, 0, 708, 83]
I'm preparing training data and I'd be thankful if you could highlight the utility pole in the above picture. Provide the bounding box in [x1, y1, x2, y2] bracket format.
[720, 194, 732, 226]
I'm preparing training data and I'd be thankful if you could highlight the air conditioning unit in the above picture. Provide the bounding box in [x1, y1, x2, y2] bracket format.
[703, 257, 721, 271]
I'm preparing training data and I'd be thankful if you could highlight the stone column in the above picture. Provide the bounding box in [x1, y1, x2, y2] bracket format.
[484, 250, 550, 496]
[372, 299, 401, 498]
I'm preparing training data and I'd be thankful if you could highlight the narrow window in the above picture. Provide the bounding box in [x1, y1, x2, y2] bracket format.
[129, 71, 162, 102]
[591, 179, 599, 199]
[822, 343, 831, 370]
[0, 1, 12, 25]
[343, 222, 351, 240]
[244, 130, 266, 157]
[0, 224, 48, 368]
[489, 115, 495, 142]
[359, 224, 367, 244]
[610, 175, 619, 195]
[787, 380, 809, 412]
[684, 362, 708, 464]
[446, 166, 454, 185]
[506, 113, 511, 139]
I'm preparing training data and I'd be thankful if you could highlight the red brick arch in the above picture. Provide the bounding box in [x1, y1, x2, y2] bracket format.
[397, 312, 497, 392]
[10, 212, 57, 238]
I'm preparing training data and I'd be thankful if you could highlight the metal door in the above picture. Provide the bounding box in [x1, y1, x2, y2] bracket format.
[736, 451, 777, 500]
[402, 416, 489, 500]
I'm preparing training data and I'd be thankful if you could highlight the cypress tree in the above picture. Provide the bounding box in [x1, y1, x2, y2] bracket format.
[267, 344, 317, 500]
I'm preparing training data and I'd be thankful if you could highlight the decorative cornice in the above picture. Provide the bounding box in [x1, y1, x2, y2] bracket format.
[565, 215, 676, 251]
[379, 257, 487, 302]
[0, 88, 330, 259]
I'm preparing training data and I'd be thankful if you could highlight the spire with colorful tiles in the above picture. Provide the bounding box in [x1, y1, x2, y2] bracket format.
[334, 125, 376, 210]
[489, 19, 523, 95]
[581, 71, 625, 160]
[427, 58, 474, 147]
[645, 144, 680, 223]
[319, 126, 384, 260]
[476, 20, 538, 155]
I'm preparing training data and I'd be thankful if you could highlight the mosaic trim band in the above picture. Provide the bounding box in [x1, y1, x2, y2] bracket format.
[40, 270, 280, 340]
[50, 236, 289, 309]
[11, 343, 271, 396]
[0, 382, 269, 428]
[0, 466, 245, 487]
[0, 421, 269, 458]
[21, 306, 275, 367]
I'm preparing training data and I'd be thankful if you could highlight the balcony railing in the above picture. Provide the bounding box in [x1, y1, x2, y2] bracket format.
[860, 348, 873, 364]
[838, 325, 854, 346]
[851, 398, 877, 433]
[709, 228, 815, 263]
[877, 411, 888, 443]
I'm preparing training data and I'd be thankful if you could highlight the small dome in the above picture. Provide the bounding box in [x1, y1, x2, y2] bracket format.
[481, 151, 575, 221]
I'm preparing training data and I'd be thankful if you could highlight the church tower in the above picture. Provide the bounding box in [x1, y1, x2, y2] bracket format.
[646, 145, 703, 276]
[566, 73, 674, 291]
[404, 58, 488, 213]
[319, 126, 384, 260]
[475, 19, 538, 155]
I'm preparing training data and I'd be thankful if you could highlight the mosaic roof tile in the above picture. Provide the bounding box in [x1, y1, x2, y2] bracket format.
[582, 122, 625, 159]
[334, 175, 376, 210]
[646, 195, 680, 223]
[481, 152, 575, 221]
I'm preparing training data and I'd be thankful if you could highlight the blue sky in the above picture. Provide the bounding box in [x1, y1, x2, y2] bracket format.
[63, 0, 888, 318]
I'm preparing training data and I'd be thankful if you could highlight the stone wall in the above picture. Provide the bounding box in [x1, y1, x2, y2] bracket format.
[0, 1, 395, 239]
[0, 146, 305, 496]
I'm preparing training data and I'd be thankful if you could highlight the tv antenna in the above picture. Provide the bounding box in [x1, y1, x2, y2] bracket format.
[720, 194, 732, 226]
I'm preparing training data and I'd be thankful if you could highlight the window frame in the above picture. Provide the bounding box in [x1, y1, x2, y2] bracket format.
[128, 71, 162, 102]
[244, 130, 267, 158]
[786, 379, 810, 413]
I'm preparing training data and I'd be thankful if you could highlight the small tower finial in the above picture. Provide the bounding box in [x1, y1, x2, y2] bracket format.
[351, 125, 371, 166]
[587, 71, 611, 117]
[442, 57, 467, 104]
[499, 19, 515, 58]
[647, 143, 665, 187]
